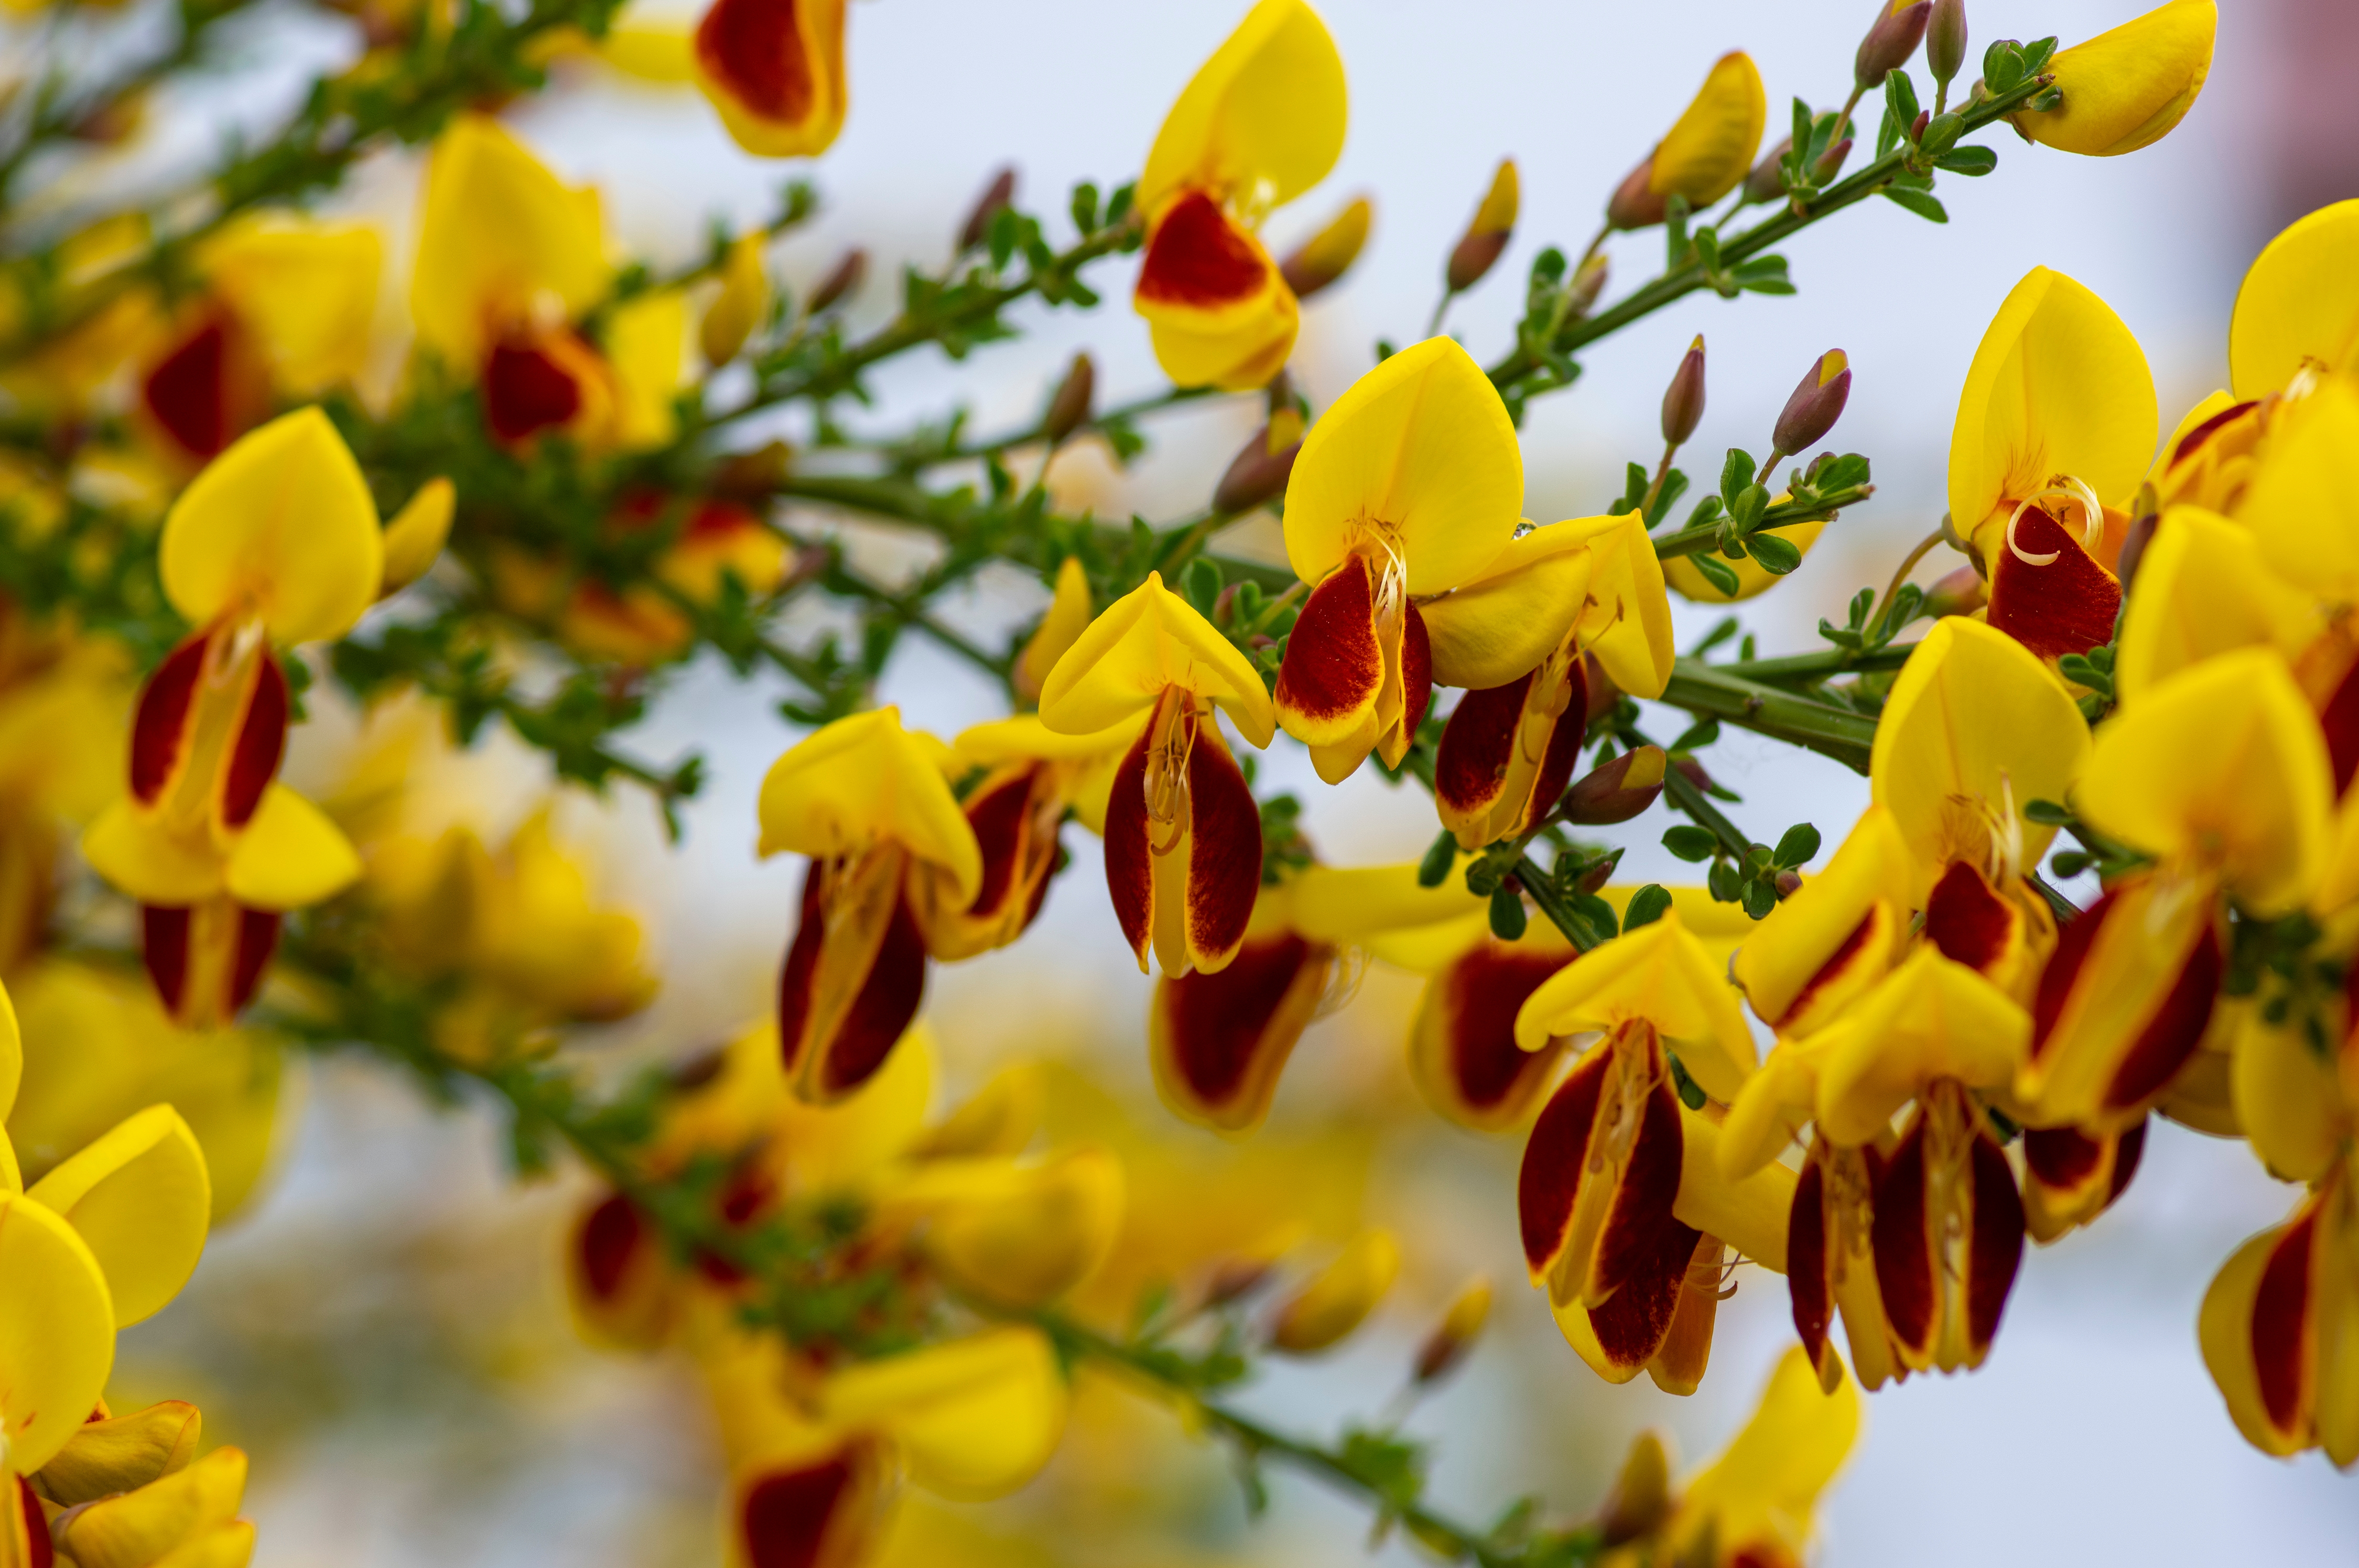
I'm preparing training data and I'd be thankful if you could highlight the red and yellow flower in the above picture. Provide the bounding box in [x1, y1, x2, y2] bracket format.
[692, 0, 849, 158]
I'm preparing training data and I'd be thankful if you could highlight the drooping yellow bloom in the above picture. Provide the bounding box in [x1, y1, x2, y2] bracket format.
[1132, 0, 1347, 390]
[1269, 1228, 1399, 1353]
[2011, 1, 2216, 158]
[759, 709, 982, 1102]
[81, 409, 376, 1027]
[1273, 337, 1527, 782]
[693, 0, 849, 158]
[1607, 52, 1766, 230]
[2229, 198, 2359, 398]
[1039, 573, 1274, 976]
[1947, 267, 2158, 663]
[1650, 1346, 1861, 1568]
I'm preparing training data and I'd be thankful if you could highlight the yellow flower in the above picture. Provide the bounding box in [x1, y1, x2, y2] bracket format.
[1268, 1228, 1398, 1353]
[81, 409, 376, 1027]
[693, 0, 849, 159]
[760, 709, 981, 1102]
[1606, 52, 1767, 230]
[2011, 1, 2216, 158]
[0, 621, 132, 973]
[1651, 1346, 1860, 1568]
[1132, 0, 1346, 390]
[1039, 573, 1274, 976]
[1947, 267, 2157, 663]
[1274, 338, 1527, 782]
[2228, 198, 2359, 398]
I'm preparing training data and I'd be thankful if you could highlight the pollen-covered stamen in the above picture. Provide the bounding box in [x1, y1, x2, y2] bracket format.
[146, 613, 279, 837]
[2005, 475, 2104, 566]
[1588, 1021, 1663, 1184]
[1142, 688, 1200, 854]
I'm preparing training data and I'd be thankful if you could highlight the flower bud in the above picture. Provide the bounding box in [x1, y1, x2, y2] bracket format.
[1412, 1278, 1493, 1386]
[1042, 353, 1095, 443]
[1213, 421, 1302, 515]
[1911, 108, 1931, 141]
[699, 231, 769, 366]
[1856, 0, 1933, 89]
[1673, 754, 1714, 795]
[1605, 157, 1667, 231]
[1279, 197, 1372, 300]
[1574, 847, 1625, 896]
[1923, 561, 1988, 617]
[1772, 350, 1851, 457]
[1446, 159, 1519, 292]
[958, 166, 1017, 252]
[1811, 136, 1853, 184]
[807, 248, 867, 313]
[1927, 0, 1969, 86]
[1568, 252, 1610, 315]
[925, 1147, 1124, 1308]
[1660, 335, 1706, 448]
[378, 477, 455, 596]
[712, 438, 794, 502]
[1205, 1256, 1277, 1307]
[1597, 1430, 1672, 1544]
[1744, 137, 1792, 203]
[1582, 651, 1619, 724]
[1561, 745, 1667, 825]
[1269, 1230, 1400, 1355]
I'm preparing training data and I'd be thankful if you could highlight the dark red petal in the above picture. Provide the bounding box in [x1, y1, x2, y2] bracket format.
[2106, 1117, 2148, 1206]
[15, 1475, 51, 1568]
[1527, 687, 1589, 826]
[1923, 858, 2015, 973]
[696, 0, 818, 124]
[2031, 886, 2121, 1064]
[1965, 1128, 2025, 1354]
[1519, 1047, 1607, 1276]
[226, 906, 280, 1015]
[1136, 190, 1270, 309]
[1433, 673, 1533, 822]
[142, 316, 232, 460]
[1590, 1051, 1685, 1303]
[815, 891, 926, 1098]
[741, 1453, 854, 1568]
[131, 634, 210, 805]
[2168, 399, 2259, 469]
[1787, 1158, 1834, 1378]
[2022, 1123, 2104, 1192]
[2321, 657, 2359, 797]
[578, 1193, 646, 1301]
[2104, 917, 2221, 1110]
[1871, 1115, 1936, 1359]
[1184, 729, 1262, 964]
[1101, 714, 1156, 965]
[1986, 505, 2121, 663]
[1777, 908, 1883, 1031]
[1585, 1212, 1703, 1371]
[1399, 600, 1433, 742]
[2253, 1205, 2318, 1435]
[1274, 556, 1382, 727]
[483, 339, 583, 443]
[142, 905, 193, 1019]
[220, 651, 287, 830]
[1157, 933, 1316, 1110]
[1442, 944, 1572, 1111]
[776, 865, 826, 1074]
[961, 767, 1036, 919]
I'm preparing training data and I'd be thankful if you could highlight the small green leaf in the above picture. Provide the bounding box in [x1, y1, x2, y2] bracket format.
[1707, 861, 1743, 902]
[1690, 553, 1743, 596]
[1773, 822, 1822, 868]
[2023, 798, 2073, 826]
[1667, 1051, 1708, 1110]
[1719, 448, 1757, 507]
[1069, 181, 1100, 234]
[1417, 829, 1457, 888]
[1663, 825, 1719, 863]
[1183, 557, 1223, 618]
[1745, 530, 1803, 574]
[1623, 884, 1674, 930]
[1934, 144, 1995, 176]
[1489, 885, 1529, 941]
[1882, 188, 1950, 224]
[1741, 876, 1779, 919]
[1669, 718, 1720, 752]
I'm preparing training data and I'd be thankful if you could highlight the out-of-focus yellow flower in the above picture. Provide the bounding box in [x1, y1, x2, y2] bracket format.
[1643, 1346, 1860, 1568]
[44, 1444, 254, 1568]
[694, 0, 849, 158]
[1132, 0, 1346, 390]
[1274, 338, 1526, 783]
[701, 231, 772, 365]
[2011, 1, 2216, 158]
[1039, 573, 1273, 976]
[1011, 556, 1093, 705]
[80, 409, 376, 1027]
[1947, 267, 2157, 664]
[0, 613, 132, 973]
[1607, 52, 1766, 230]
[761, 709, 980, 1102]
[1268, 1227, 1398, 1353]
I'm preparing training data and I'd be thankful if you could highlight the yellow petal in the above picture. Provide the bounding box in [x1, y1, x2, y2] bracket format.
[37, 1400, 202, 1506]
[1649, 51, 1767, 206]
[1674, 1105, 1795, 1273]
[951, 711, 1145, 767]
[1012, 556, 1094, 703]
[411, 114, 608, 369]
[2076, 648, 2332, 915]
[701, 232, 771, 366]
[160, 406, 384, 644]
[2198, 1216, 2307, 1458]
[1288, 862, 1484, 942]
[1663, 520, 1826, 603]
[1870, 617, 2089, 895]
[196, 217, 383, 395]
[2015, 1, 2216, 158]
[82, 799, 229, 906]
[606, 289, 687, 449]
[1281, 337, 1524, 594]
[1138, 0, 1346, 220]
[2114, 506, 2318, 703]
[1573, 510, 1675, 699]
[756, 709, 984, 901]
[52, 1445, 246, 1568]
[922, 1147, 1123, 1307]
[0, 1191, 115, 1471]
[223, 785, 365, 910]
[1733, 805, 1912, 1032]
[0, 971, 18, 1124]
[821, 1326, 1066, 1500]
[27, 1104, 209, 1327]
[379, 477, 455, 594]
[1418, 519, 1593, 690]
[1719, 1042, 1823, 1181]
[1814, 949, 2029, 1145]
[1512, 912, 1756, 1102]
[1669, 1346, 1859, 1561]
[1946, 267, 2157, 548]
[2230, 198, 2359, 397]
[693, 0, 849, 158]
[2239, 376, 2359, 606]
[599, 20, 696, 83]
[1035, 572, 1274, 746]
[1269, 1228, 1400, 1353]
[770, 1020, 936, 1194]
[2230, 1009, 2344, 1184]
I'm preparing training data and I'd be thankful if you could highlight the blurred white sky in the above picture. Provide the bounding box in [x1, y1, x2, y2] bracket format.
[169, 0, 2359, 1562]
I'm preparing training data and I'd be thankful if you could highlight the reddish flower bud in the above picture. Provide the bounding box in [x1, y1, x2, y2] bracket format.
[1561, 745, 1667, 825]
[1856, 1, 1933, 89]
[1660, 335, 1707, 447]
[1812, 135, 1854, 184]
[1773, 350, 1851, 457]
[1213, 422, 1302, 515]
[957, 166, 1016, 253]
[1924, 562, 1988, 618]
[1596, 1430, 1672, 1545]
[1745, 137, 1792, 203]
[1279, 197, 1372, 300]
[807, 248, 866, 313]
[1412, 1278, 1493, 1387]
[1673, 754, 1714, 795]
[1606, 157, 1667, 230]
[1043, 353, 1095, 443]
[1912, 108, 1931, 142]
[1568, 252, 1611, 315]
[1446, 159, 1519, 292]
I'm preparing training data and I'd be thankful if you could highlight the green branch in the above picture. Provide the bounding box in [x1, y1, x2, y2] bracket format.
[1657, 659, 1877, 773]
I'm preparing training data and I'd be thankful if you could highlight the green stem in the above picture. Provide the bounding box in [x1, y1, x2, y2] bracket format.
[1651, 485, 1874, 560]
[1657, 658, 1877, 774]
[1714, 643, 1917, 684]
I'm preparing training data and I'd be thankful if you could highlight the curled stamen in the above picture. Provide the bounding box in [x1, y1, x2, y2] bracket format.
[2005, 476, 2105, 567]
